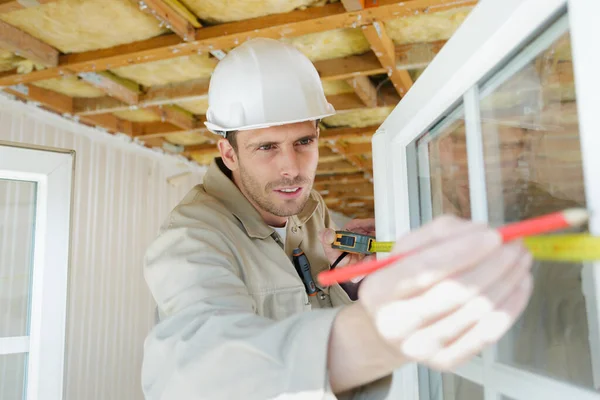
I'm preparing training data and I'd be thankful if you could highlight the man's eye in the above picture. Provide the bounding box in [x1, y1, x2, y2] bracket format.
[298, 138, 313, 145]
[258, 144, 273, 150]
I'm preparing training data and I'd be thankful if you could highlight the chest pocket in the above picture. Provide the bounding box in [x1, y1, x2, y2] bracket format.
[252, 286, 311, 321]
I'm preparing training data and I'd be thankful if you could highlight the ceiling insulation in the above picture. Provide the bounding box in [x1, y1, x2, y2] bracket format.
[0, 0, 167, 54]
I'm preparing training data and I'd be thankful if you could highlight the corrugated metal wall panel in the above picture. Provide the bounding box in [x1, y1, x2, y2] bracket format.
[0, 98, 205, 400]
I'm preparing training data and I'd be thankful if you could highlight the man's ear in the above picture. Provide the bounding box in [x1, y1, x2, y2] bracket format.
[218, 138, 239, 171]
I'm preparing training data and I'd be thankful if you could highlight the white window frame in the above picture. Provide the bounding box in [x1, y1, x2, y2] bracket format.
[0, 142, 74, 400]
[373, 0, 600, 398]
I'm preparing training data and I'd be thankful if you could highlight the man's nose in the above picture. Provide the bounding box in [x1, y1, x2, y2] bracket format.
[279, 146, 300, 178]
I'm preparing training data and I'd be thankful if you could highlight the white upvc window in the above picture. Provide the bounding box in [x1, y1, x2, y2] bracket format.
[373, 0, 600, 399]
[0, 143, 74, 400]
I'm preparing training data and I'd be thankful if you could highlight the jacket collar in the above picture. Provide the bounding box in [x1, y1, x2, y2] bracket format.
[203, 158, 319, 239]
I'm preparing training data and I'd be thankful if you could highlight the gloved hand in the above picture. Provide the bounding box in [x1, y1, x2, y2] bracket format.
[356, 214, 533, 370]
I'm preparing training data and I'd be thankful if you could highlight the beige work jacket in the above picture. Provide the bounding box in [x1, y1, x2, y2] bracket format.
[141, 158, 393, 399]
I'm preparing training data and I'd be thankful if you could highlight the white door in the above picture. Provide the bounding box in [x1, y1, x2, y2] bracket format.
[0, 142, 73, 400]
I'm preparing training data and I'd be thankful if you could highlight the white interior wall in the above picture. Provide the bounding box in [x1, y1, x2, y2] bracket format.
[0, 95, 207, 400]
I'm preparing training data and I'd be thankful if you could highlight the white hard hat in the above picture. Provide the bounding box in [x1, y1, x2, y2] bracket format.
[204, 37, 336, 136]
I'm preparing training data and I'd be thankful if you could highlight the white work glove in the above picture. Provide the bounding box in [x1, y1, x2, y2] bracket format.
[357, 214, 533, 370]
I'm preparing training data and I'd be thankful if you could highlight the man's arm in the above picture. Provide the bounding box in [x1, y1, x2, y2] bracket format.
[326, 215, 533, 393]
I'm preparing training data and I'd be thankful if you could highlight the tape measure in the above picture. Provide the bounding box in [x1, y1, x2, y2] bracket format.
[332, 231, 600, 262]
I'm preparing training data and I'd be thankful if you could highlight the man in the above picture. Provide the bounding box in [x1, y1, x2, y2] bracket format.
[141, 38, 534, 399]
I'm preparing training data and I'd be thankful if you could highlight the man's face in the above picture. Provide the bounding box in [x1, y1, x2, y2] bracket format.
[220, 121, 320, 225]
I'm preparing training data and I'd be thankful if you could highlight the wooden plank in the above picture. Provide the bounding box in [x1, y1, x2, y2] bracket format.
[319, 125, 378, 141]
[74, 78, 210, 115]
[78, 114, 134, 135]
[131, 121, 182, 137]
[0, 0, 477, 85]
[344, 141, 372, 155]
[362, 21, 413, 95]
[346, 75, 378, 107]
[182, 143, 218, 156]
[327, 92, 366, 111]
[317, 181, 374, 197]
[314, 172, 367, 186]
[0, 0, 59, 14]
[4, 83, 73, 114]
[0, 19, 59, 67]
[78, 71, 141, 105]
[315, 51, 385, 81]
[134, 0, 197, 42]
[146, 104, 199, 130]
[395, 39, 446, 69]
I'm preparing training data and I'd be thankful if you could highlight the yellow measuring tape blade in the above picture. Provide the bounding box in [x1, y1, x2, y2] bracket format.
[368, 234, 600, 262]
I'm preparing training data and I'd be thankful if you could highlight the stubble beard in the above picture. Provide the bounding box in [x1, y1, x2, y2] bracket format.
[239, 164, 313, 218]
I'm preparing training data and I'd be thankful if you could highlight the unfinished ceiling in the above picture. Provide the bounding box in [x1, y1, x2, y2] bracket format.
[0, 0, 482, 218]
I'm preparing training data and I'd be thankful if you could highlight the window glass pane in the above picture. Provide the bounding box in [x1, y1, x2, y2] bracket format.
[0, 179, 37, 337]
[428, 373, 484, 400]
[479, 25, 595, 390]
[0, 353, 28, 400]
[417, 110, 469, 221]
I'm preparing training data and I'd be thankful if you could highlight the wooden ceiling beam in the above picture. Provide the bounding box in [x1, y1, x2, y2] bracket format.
[74, 78, 210, 115]
[133, 0, 199, 42]
[346, 75, 378, 107]
[3, 83, 73, 114]
[78, 114, 134, 135]
[146, 104, 199, 130]
[316, 51, 386, 81]
[362, 22, 413, 96]
[343, 141, 372, 155]
[0, 0, 58, 14]
[130, 121, 182, 137]
[314, 172, 367, 187]
[341, 0, 413, 96]
[0, 0, 477, 86]
[78, 71, 141, 105]
[0, 19, 59, 67]
[319, 125, 378, 141]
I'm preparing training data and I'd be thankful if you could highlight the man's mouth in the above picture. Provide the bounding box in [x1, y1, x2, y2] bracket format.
[274, 187, 303, 198]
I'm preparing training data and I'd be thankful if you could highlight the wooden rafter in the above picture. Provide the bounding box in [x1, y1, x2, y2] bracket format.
[315, 51, 385, 81]
[342, 141, 372, 155]
[314, 172, 367, 187]
[146, 104, 199, 130]
[0, 19, 59, 67]
[78, 71, 141, 105]
[347, 76, 378, 107]
[74, 78, 210, 115]
[4, 83, 73, 114]
[362, 21, 413, 95]
[319, 125, 378, 142]
[0, 0, 477, 86]
[134, 0, 200, 42]
[78, 114, 134, 135]
[342, 0, 413, 96]
[0, 0, 58, 14]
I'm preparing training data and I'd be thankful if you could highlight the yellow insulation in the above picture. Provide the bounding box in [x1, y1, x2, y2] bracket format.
[168, 132, 216, 146]
[0, 49, 44, 74]
[385, 7, 473, 45]
[321, 80, 354, 95]
[180, 0, 325, 24]
[113, 109, 161, 123]
[283, 28, 370, 62]
[112, 55, 217, 87]
[33, 76, 106, 98]
[323, 106, 394, 128]
[0, 0, 167, 53]
[175, 97, 209, 115]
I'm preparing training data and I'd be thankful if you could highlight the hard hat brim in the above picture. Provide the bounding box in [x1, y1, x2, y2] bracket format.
[204, 109, 336, 136]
